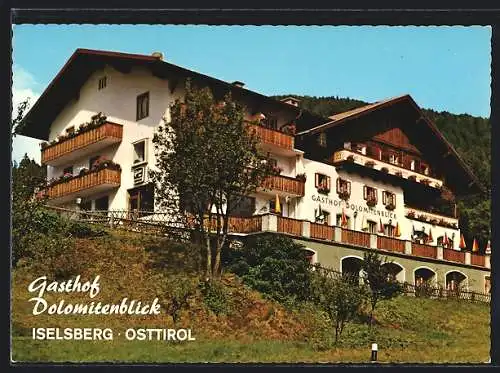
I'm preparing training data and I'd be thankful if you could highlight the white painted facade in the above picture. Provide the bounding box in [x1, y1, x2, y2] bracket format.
[42, 62, 461, 250]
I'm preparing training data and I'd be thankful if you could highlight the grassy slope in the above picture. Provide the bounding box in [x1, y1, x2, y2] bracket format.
[11, 230, 490, 363]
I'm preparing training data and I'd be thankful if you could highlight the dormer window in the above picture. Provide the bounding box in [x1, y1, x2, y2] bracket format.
[389, 154, 399, 165]
[410, 159, 416, 171]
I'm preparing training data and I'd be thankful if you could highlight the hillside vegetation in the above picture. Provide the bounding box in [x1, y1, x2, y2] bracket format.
[273, 94, 491, 249]
[12, 228, 490, 363]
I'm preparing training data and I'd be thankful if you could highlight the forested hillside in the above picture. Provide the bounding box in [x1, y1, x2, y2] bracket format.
[273, 95, 491, 249]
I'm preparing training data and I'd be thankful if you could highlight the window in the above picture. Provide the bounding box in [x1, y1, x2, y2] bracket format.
[89, 155, 101, 169]
[437, 236, 454, 249]
[80, 199, 92, 211]
[66, 126, 75, 135]
[389, 153, 400, 165]
[318, 132, 327, 147]
[367, 220, 377, 234]
[385, 224, 395, 237]
[136, 92, 150, 120]
[269, 198, 283, 215]
[128, 184, 154, 215]
[229, 195, 255, 217]
[382, 191, 396, 207]
[410, 159, 416, 171]
[354, 143, 366, 155]
[336, 177, 351, 197]
[420, 162, 430, 176]
[412, 230, 429, 244]
[133, 140, 146, 164]
[95, 195, 109, 211]
[98, 76, 107, 90]
[63, 165, 73, 176]
[336, 214, 351, 229]
[262, 115, 278, 130]
[363, 186, 378, 204]
[315, 209, 330, 224]
[315, 173, 331, 193]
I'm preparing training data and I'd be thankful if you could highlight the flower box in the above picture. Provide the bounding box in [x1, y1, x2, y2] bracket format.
[366, 197, 377, 207]
[381, 167, 389, 174]
[407, 211, 415, 218]
[395, 171, 403, 177]
[317, 186, 330, 195]
[347, 155, 355, 162]
[385, 203, 396, 211]
[338, 190, 350, 201]
[408, 175, 417, 182]
[420, 178, 431, 186]
[365, 160, 375, 168]
[295, 173, 307, 182]
[429, 218, 438, 225]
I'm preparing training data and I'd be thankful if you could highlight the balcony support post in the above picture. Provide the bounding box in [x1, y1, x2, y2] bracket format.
[404, 241, 412, 255]
[436, 246, 444, 260]
[465, 252, 471, 265]
[262, 214, 278, 232]
[485, 254, 491, 269]
[302, 221, 310, 238]
[334, 227, 342, 243]
[370, 234, 377, 249]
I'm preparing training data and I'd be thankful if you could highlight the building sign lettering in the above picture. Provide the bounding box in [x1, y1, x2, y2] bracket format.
[311, 194, 397, 219]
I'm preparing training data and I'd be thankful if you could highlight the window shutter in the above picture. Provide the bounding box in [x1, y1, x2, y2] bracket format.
[315, 173, 319, 188]
[374, 189, 378, 203]
[382, 191, 387, 205]
[347, 181, 351, 195]
[363, 186, 367, 200]
[336, 177, 340, 193]
[392, 193, 396, 207]
[327, 176, 331, 190]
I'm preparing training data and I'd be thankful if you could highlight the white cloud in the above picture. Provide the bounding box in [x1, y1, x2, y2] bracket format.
[11, 65, 41, 164]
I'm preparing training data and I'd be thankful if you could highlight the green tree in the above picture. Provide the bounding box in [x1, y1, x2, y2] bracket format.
[151, 80, 274, 280]
[310, 266, 368, 344]
[227, 233, 313, 303]
[361, 251, 403, 328]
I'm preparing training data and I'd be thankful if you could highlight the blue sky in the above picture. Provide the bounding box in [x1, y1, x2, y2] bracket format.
[11, 25, 492, 164]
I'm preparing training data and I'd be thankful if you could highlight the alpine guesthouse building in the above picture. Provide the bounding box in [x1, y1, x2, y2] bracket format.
[19, 49, 491, 295]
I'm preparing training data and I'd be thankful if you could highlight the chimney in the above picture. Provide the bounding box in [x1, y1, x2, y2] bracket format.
[151, 51, 164, 61]
[280, 97, 301, 107]
[232, 81, 245, 88]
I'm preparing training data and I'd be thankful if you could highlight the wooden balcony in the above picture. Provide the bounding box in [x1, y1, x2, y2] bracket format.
[443, 248, 466, 264]
[412, 243, 437, 259]
[471, 253, 486, 267]
[310, 223, 335, 241]
[249, 124, 294, 153]
[277, 216, 302, 236]
[331, 149, 443, 189]
[260, 175, 305, 197]
[377, 236, 405, 253]
[41, 122, 123, 166]
[341, 229, 370, 247]
[45, 168, 121, 203]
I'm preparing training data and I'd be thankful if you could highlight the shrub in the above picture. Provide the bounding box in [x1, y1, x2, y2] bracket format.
[200, 280, 232, 316]
[227, 233, 312, 303]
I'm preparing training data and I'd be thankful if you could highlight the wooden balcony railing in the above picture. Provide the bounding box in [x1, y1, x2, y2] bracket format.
[310, 223, 335, 241]
[471, 253, 486, 267]
[46, 168, 121, 200]
[412, 243, 437, 259]
[261, 175, 305, 196]
[341, 228, 370, 247]
[41, 122, 123, 165]
[277, 216, 302, 236]
[443, 248, 466, 264]
[228, 215, 263, 233]
[250, 124, 294, 151]
[378, 236, 405, 253]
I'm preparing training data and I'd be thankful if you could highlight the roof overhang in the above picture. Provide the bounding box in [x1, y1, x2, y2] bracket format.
[16, 48, 317, 141]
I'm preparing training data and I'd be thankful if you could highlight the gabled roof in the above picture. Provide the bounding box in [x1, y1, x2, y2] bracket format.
[17, 48, 326, 140]
[297, 94, 484, 195]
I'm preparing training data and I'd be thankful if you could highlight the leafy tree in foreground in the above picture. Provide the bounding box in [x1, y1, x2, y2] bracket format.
[310, 266, 368, 344]
[227, 233, 313, 303]
[361, 251, 403, 328]
[151, 80, 274, 280]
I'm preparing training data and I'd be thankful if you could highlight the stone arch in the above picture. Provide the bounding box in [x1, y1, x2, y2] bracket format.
[303, 248, 318, 265]
[414, 266, 437, 286]
[340, 255, 363, 282]
[445, 270, 468, 291]
[383, 261, 406, 282]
